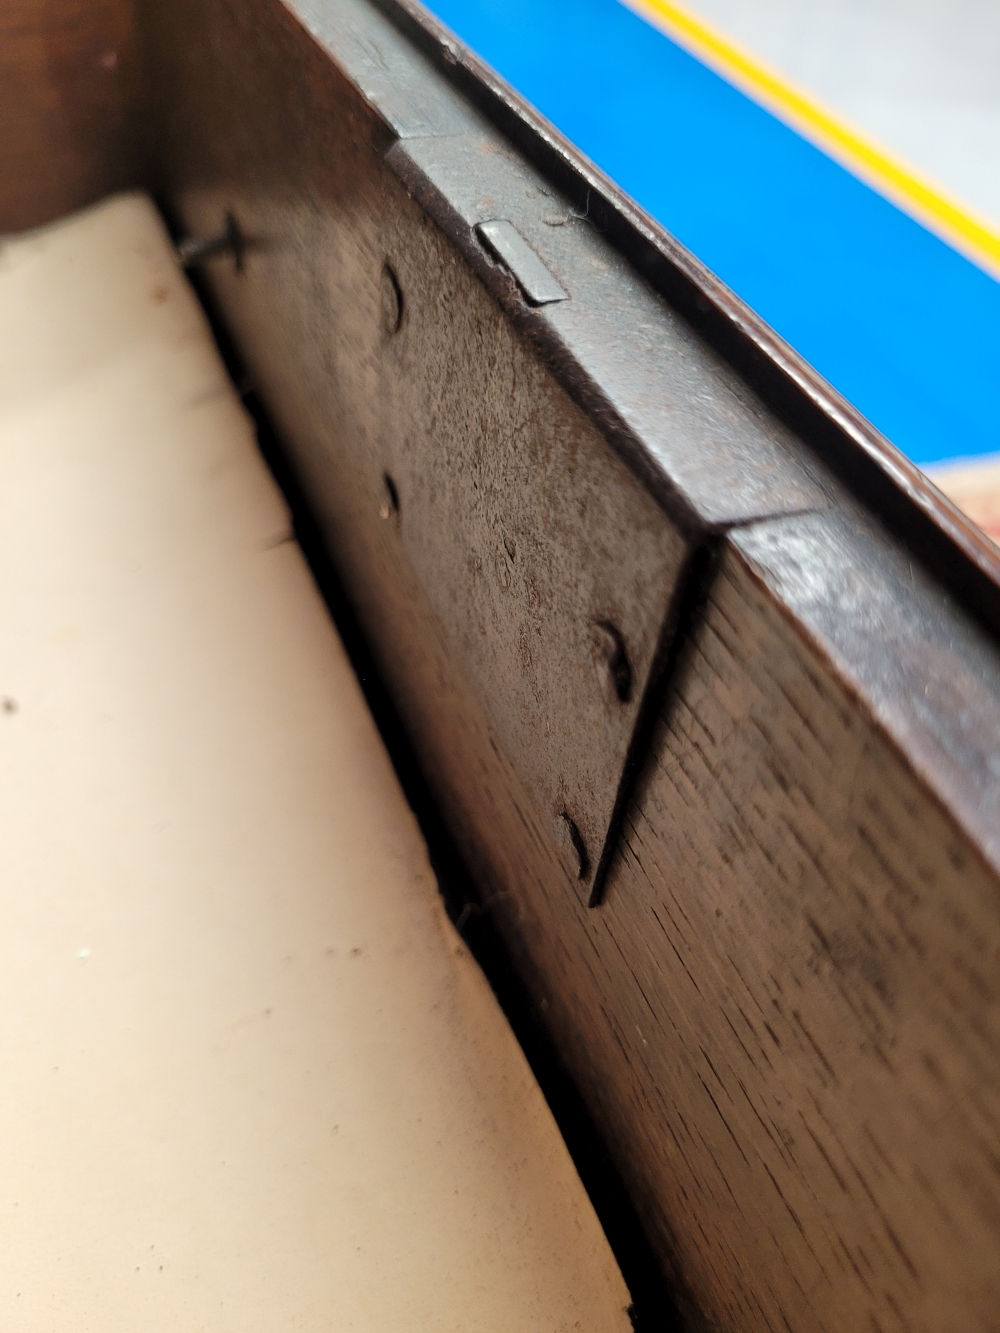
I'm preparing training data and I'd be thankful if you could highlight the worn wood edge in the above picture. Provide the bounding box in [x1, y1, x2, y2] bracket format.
[358, 0, 1000, 642]
[729, 515, 1000, 887]
[276, 0, 825, 540]
[383, 138, 705, 537]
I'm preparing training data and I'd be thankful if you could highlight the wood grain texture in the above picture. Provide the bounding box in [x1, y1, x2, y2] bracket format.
[0, 193, 631, 1332]
[484, 517, 1000, 1333]
[0, 0, 144, 232]
[136, 0, 1000, 1327]
[139, 0, 699, 891]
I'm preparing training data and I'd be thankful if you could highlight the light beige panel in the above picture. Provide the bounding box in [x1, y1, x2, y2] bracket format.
[0, 194, 630, 1333]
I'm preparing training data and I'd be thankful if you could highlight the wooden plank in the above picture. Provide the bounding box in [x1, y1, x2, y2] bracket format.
[0, 192, 632, 1332]
[132, 0, 1000, 1326]
[138, 0, 839, 920]
[483, 513, 1000, 1332]
[141, 0, 701, 895]
[0, 0, 144, 232]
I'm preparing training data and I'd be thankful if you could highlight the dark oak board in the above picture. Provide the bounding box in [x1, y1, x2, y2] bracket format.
[10, 0, 1000, 1326]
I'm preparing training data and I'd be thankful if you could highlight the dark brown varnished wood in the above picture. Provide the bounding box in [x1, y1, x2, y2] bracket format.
[494, 514, 1000, 1331]
[129, 0, 1000, 1327]
[0, 0, 145, 233]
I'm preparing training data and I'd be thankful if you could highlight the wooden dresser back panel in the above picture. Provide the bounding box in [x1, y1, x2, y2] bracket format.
[0, 0, 145, 233]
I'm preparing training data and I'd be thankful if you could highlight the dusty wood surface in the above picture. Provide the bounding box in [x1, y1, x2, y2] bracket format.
[139, 0, 703, 894]
[0, 193, 631, 1332]
[135, 0, 1000, 1327]
[563, 529, 1000, 1332]
[0, 0, 144, 232]
[409, 507, 1000, 1333]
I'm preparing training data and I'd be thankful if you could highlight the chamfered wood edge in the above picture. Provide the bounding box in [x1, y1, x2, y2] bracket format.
[362, 0, 1000, 641]
[727, 509, 1000, 888]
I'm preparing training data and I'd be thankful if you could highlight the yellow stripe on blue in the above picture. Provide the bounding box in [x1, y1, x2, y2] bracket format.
[425, 0, 1000, 466]
[627, 0, 1000, 280]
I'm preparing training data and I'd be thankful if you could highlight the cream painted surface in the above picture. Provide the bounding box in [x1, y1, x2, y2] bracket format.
[0, 194, 630, 1332]
[674, 0, 1000, 228]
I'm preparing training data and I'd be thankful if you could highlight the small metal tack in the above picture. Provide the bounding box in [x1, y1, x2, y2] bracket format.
[176, 212, 246, 273]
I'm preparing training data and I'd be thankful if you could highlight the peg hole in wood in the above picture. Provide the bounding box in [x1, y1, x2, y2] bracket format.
[381, 263, 404, 335]
[593, 621, 632, 704]
[379, 472, 400, 525]
[559, 812, 591, 882]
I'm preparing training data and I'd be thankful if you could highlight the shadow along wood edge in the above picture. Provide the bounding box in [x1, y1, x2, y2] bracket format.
[5, 2, 1000, 1330]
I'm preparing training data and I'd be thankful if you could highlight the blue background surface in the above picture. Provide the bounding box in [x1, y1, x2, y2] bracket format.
[427, 0, 1000, 465]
